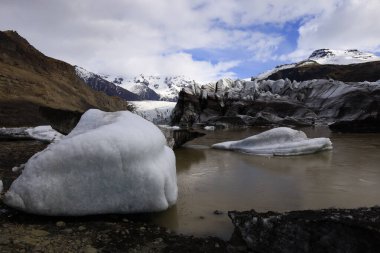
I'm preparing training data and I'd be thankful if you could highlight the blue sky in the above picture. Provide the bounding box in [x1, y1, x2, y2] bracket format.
[1, 0, 380, 81]
[185, 19, 303, 78]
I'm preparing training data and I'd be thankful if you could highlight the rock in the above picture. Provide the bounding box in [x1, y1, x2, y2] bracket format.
[56, 221, 66, 227]
[83, 245, 98, 253]
[213, 210, 223, 215]
[159, 125, 205, 149]
[30, 229, 50, 237]
[78, 226, 86, 231]
[0, 237, 10, 245]
[329, 117, 380, 133]
[0, 179, 3, 193]
[228, 207, 380, 252]
[63, 228, 73, 234]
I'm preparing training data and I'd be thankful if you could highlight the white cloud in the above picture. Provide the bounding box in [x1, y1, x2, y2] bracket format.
[3, 0, 377, 79]
[282, 0, 380, 61]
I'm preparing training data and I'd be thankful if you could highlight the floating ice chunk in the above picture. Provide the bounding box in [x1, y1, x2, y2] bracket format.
[204, 126, 216, 131]
[212, 127, 332, 156]
[0, 126, 63, 142]
[12, 164, 25, 173]
[25, 126, 64, 142]
[4, 109, 177, 215]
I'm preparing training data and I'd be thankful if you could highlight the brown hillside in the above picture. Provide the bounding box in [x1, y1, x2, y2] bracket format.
[0, 30, 132, 132]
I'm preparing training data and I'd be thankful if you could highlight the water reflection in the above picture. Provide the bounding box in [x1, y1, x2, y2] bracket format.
[150, 127, 380, 240]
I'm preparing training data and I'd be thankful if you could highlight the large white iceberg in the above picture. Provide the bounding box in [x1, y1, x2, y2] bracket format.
[212, 127, 332, 156]
[4, 109, 177, 215]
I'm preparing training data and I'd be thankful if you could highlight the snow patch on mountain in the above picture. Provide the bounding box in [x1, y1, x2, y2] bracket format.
[256, 49, 380, 80]
[75, 66, 94, 81]
[309, 49, 380, 65]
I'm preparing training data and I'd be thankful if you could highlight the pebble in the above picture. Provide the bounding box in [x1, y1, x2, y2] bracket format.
[56, 221, 66, 227]
[0, 238, 10, 245]
[199, 216, 205, 219]
[139, 226, 146, 231]
[213, 210, 224, 215]
[154, 237, 163, 244]
[78, 226, 86, 231]
[63, 228, 73, 234]
[215, 243, 220, 248]
[83, 245, 98, 253]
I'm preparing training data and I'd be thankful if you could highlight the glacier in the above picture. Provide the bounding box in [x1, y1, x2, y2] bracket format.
[212, 127, 332, 156]
[4, 109, 177, 215]
[130, 100, 176, 124]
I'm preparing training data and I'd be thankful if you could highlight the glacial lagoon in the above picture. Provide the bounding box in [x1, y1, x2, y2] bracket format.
[150, 127, 380, 240]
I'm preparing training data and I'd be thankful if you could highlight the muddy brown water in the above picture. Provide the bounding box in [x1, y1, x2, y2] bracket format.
[150, 127, 380, 240]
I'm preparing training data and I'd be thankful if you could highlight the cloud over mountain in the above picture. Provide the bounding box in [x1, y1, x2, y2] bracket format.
[1, 0, 379, 80]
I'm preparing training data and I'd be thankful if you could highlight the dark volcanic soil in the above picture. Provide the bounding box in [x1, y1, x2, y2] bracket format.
[0, 140, 235, 253]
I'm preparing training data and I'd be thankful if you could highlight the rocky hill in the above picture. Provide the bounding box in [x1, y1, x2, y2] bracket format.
[0, 30, 132, 133]
[257, 49, 380, 82]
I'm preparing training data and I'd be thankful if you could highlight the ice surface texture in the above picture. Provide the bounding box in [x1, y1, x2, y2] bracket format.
[4, 109, 177, 215]
[25, 126, 64, 142]
[212, 127, 332, 156]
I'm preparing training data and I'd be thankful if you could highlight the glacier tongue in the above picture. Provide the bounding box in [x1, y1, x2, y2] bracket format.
[4, 109, 177, 215]
[212, 127, 332, 156]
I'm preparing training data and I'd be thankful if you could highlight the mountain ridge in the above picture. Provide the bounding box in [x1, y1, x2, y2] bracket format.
[257, 49, 380, 81]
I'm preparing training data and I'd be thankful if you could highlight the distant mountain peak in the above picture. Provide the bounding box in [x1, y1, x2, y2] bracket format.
[101, 74, 198, 101]
[256, 48, 380, 80]
[307, 48, 380, 64]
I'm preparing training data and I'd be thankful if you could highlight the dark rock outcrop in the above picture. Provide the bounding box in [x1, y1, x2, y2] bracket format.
[229, 207, 380, 253]
[171, 79, 380, 132]
[158, 126, 205, 149]
[128, 83, 161, 100]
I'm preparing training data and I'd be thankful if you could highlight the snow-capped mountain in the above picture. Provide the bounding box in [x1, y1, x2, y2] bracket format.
[308, 49, 380, 64]
[102, 74, 199, 101]
[75, 66, 140, 101]
[257, 49, 380, 80]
